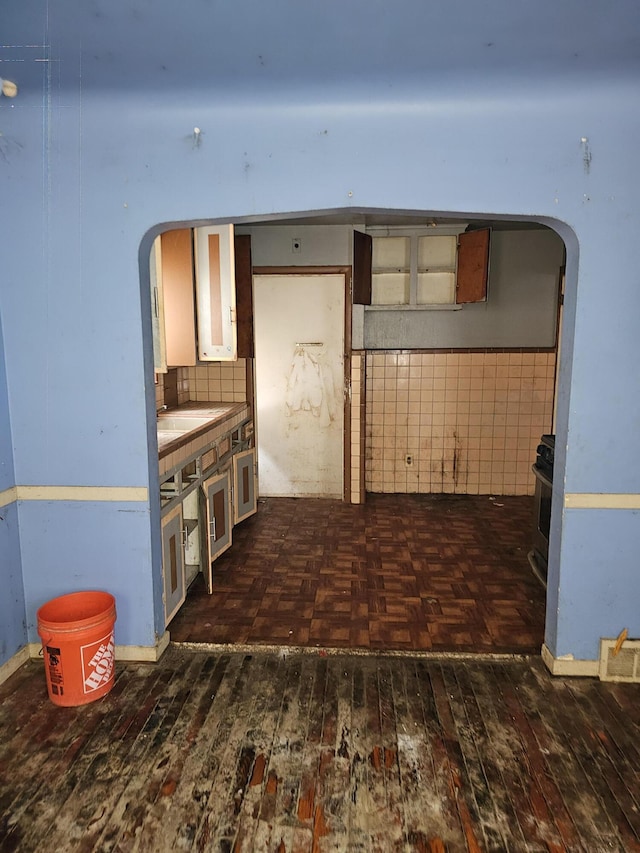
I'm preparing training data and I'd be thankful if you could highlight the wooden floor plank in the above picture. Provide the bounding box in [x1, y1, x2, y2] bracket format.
[412, 660, 470, 850]
[293, 655, 328, 843]
[244, 655, 310, 851]
[374, 661, 406, 851]
[465, 663, 551, 852]
[547, 676, 640, 850]
[494, 661, 587, 851]
[0, 662, 117, 843]
[351, 658, 392, 850]
[426, 664, 485, 853]
[441, 664, 510, 850]
[226, 655, 297, 853]
[314, 658, 354, 850]
[68, 656, 206, 853]
[184, 654, 267, 851]
[7, 662, 171, 853]
[128, 653, 244, 851]
[503, 660, 621, 851]
[346, 658, 376, 853]
[90, 653, 218, 852]
[3, 649, 640, 852]
[450, 663, 531, 851]
[565, 675, 640, 802]
[393, 659, 456, 850]
[597, 693, 640, 781]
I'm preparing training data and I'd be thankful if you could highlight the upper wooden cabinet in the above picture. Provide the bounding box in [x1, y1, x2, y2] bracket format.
[353, 230, 372, 305]
[151, 225, 253, 371]
[357, 226, 490, 308]
[455, 228, 490, 304]
[160, 229, 197, 368]
[234, 235, 254, 358]
[151, 229, 197, 372]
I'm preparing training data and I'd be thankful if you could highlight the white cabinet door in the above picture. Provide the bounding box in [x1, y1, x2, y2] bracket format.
[150, 236, 167, 373]
[233, 447, 257, 524]
[202, 468, 232, 593]
[161, 503, 186, 626]
[194, 224, 237, 361]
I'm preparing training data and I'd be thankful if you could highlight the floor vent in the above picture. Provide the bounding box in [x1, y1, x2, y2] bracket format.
[599, 638, 640, 682]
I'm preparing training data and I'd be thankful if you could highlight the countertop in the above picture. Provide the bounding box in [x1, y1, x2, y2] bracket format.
[157, 401, 248, 456]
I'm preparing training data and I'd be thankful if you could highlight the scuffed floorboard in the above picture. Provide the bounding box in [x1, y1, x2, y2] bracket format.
[1, 648, 640, 852]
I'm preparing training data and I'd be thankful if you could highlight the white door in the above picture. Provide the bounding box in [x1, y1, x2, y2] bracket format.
[253, 274, 345, 498]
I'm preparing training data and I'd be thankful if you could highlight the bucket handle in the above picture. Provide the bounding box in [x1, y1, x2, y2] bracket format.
[39, 636, 53, 654]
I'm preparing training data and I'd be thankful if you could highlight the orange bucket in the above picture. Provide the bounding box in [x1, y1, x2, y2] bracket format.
[37, 590, 117, 707]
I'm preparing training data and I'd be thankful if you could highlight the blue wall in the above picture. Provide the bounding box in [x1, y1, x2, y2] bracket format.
[0, 316, 26, 664]
[2, 0, 640, 665]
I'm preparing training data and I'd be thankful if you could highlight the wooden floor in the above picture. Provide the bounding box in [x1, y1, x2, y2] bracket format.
[2, 648, 640, 852]
[169, 494, 546, 654]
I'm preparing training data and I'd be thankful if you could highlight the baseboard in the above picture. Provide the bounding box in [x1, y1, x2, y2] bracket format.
[28, 631, 171, 664]
[115, 631, 170, 662]
[0, 646, 30, 686]
[541, 643, 599, 677]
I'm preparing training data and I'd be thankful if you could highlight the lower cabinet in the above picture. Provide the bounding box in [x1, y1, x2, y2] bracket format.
[161, 503, 186, 626]
[161, 441, 258, 625]
[233, 448, 258, 525]
[182, 488, 201, 589]
[202, 468, 233, 593]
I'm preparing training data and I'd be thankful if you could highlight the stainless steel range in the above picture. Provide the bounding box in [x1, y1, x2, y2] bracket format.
[529, 434, 554, 588]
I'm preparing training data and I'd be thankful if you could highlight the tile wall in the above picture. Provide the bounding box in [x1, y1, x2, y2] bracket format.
[365, 350, 556, 496]
[350, 352, 365, 504]
[155, 350, 553, 499]
[155, 361, 247, 409]
[155, 377, 165, 410]
[176, 367, 190, 404]
[186, 361, 247, 403]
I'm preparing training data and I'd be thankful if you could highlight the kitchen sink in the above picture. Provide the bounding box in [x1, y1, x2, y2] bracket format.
[156, 415, 213, 432]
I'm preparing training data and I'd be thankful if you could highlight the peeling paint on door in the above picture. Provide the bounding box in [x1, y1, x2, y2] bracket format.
[254, 274, 345, 498]
[285, 345, 337, 428]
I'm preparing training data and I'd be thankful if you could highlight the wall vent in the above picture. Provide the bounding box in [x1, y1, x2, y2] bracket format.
[599, 639, 640, 682]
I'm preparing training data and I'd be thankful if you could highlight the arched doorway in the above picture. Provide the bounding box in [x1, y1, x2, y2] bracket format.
[144, 209, 568, 656]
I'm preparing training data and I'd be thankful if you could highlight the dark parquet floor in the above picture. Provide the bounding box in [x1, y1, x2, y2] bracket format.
[2, 648, 640, 852]
[169, 494, 546, 654]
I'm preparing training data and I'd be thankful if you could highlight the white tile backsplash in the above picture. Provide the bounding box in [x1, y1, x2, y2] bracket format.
[364, 351, 556, 496]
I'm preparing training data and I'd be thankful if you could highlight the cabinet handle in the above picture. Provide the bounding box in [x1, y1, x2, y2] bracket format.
[153, 286, 159, 318]
[182, 526, 188, 549]
[209, 518, 216, 541]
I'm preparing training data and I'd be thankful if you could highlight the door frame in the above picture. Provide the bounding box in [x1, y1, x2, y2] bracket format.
[252, 265, 352, 502]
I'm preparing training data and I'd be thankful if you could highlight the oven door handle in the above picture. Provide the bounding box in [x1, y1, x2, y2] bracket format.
[531, 464, 553, 489]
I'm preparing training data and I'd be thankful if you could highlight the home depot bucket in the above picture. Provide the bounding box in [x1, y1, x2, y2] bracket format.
[37, 591, 116, 707]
